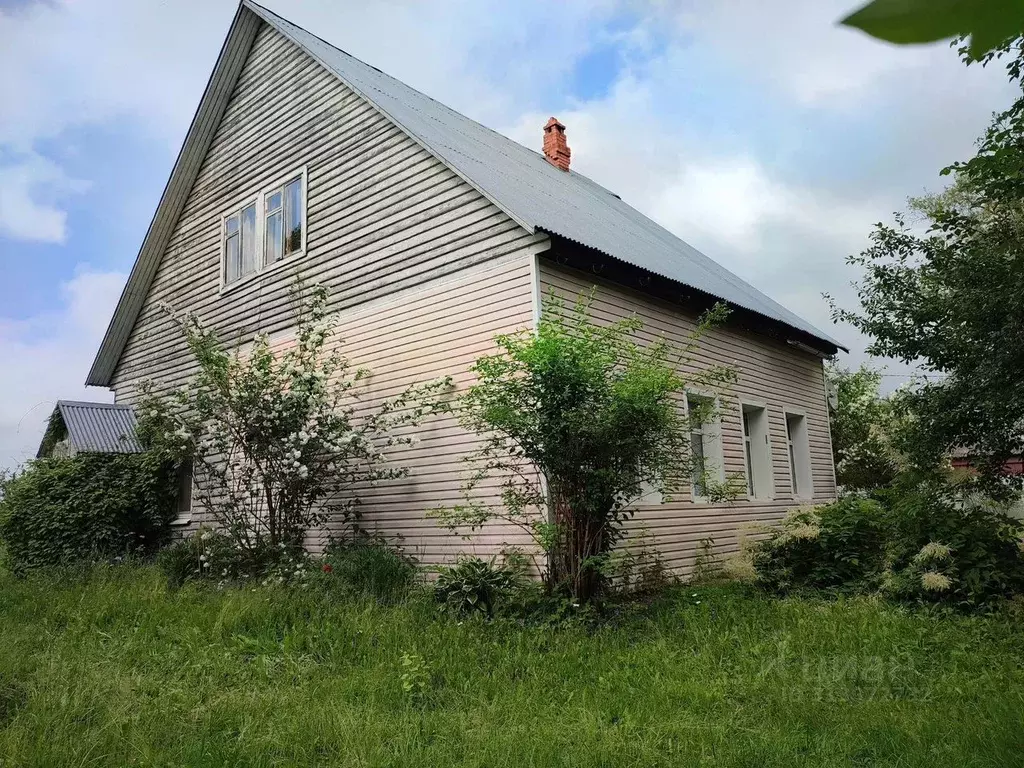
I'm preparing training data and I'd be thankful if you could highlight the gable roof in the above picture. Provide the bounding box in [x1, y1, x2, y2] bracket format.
[37, 401, 143, 458]
[87, 1, 842, 386]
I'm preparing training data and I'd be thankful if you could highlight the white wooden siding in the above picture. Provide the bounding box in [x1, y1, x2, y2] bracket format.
[110, 22, 543, 397]
[539, 260, 837, 577]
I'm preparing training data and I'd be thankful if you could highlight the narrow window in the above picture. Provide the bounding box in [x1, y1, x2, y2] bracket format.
[687, 394, 722, 501]
[223, 202, 257, 285]
[264, 174, 304, 264]
[742, 403, 772, 499]
[785, 412, 812, 498]
[265, 190, 283, 265]
[174, 458, 193, 522]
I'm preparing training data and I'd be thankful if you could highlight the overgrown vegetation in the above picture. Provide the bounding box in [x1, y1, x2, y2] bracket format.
[136, 282, 449, 565]
[751, 485, 1024, 610]
[0, 454, 174, 574]
[829, 35, 1024, 493]
[825, 363, 905, 491]
[1, 564, 1022, 766]
[433, 290, 736, 602]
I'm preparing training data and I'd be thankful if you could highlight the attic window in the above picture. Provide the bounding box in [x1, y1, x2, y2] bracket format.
[221, 167, 307, 289]
[223, 202, 257, 284]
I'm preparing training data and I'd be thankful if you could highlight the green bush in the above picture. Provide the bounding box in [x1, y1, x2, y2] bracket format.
[752, 486, 1024, 610]
[158, 527, 308, 588]
[321, 535, 417, 603]
[0, 455, 174, 574]
[877, 487, 1024, 609]
[753, 497, 888, 593]
[434, 557, 521, 617]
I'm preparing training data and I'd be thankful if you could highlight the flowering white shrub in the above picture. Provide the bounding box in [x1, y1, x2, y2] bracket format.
[137, 283, 451, 554]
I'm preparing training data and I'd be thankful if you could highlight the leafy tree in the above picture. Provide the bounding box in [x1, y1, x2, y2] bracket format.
[831, 49, 1024, 490]
[136, 284, 450, 554]
[841, 0, 1024, 59]
[826, 363, 902, 491]
[432, 291, 737, 601]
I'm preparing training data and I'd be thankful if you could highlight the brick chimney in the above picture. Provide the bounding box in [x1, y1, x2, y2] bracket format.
[543, 117, 571, 171]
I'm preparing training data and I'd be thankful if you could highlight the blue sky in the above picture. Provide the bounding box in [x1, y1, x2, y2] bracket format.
[0, 0, 1015, 467]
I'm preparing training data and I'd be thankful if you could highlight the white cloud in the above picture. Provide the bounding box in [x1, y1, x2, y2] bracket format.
[0, 153, 89, 243]
[0, 269, 124, 469]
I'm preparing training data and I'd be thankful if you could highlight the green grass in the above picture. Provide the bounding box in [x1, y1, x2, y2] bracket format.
[1, 567, 1022, 767]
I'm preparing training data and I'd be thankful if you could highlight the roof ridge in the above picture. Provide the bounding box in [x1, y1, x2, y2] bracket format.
[58, 400, 134, 410]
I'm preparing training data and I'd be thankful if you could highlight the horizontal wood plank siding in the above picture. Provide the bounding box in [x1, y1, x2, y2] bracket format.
[109, 21, 547, 564]
[110, 22, 544, 398]
[540, 260, 837, 578]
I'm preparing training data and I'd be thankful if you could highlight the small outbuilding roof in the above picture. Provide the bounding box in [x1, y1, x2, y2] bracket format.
[37, 401, 143, 458]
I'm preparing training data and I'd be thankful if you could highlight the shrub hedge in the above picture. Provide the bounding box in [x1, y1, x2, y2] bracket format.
[0, 454, 175, 574]
[752, 485, 1024, 610]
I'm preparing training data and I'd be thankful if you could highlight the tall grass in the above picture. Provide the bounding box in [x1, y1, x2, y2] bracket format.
[0, 565, 1021, 766]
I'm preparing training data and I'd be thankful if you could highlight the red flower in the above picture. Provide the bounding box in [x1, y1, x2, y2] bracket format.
[322, 563, 333, 573]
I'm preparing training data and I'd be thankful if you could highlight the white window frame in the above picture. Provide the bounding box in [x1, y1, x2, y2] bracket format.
[784, 409, 814, 500]
[219, 165, 308, 293]
[740, 400, 774, 501]
[220, 195, 259, 287]
[686, 391, 724, 504]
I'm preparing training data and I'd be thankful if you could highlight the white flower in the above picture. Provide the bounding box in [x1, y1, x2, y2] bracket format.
[920, 571, 952, 592]
[914, 542, 952, 564]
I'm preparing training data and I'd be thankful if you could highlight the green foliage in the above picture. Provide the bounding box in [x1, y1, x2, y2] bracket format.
[753, 498, 889, 593]
[826, 363, 903, 490]
[0, 454, 174, 574]
[840, 0, 1024, 59]
[877, 484, 1024, 608]
[136, 282, 450, 553]
[434, 557, 522, 617]
[157, 527, 308, 588]
[753, 485, 1024, 610]
[433, 290, 736, 601]
[399, 651, 432, 704]
[1, 566, 1023, 765]
[830, 51, 1024, 490]
[601, 527, 675, 594]
[322, 534, 417, 603]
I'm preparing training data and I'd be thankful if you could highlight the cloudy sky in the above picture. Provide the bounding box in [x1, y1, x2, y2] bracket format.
[0, 0, 1015, 468]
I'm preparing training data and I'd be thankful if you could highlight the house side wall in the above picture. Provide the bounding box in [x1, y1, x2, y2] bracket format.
[110, 21, 544, 397]
[107, 22, 548, 565]
[540, 260, 837, 578]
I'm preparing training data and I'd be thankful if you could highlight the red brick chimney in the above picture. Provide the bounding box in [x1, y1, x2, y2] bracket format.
[543, 117, 571, 171]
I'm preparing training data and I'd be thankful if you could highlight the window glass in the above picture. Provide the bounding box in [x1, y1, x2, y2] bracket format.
[785, 412, 811, 497]
[240, 203, 257, 277]
[687, 394, 720, 500]
[284, 178, 303, 255]
[225, 230, 240, 284]
[176, 459, 193, 516]
[690, 429, 707, 498]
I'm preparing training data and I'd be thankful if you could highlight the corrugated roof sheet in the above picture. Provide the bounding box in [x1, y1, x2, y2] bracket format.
[56, 401, 143, 455]
[246, 1, 843, 351]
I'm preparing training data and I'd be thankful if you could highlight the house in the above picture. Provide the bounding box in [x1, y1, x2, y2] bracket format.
[85, 1, 844, 575]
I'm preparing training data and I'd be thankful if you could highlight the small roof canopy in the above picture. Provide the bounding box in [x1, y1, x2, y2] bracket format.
[37, 401, 143, 459]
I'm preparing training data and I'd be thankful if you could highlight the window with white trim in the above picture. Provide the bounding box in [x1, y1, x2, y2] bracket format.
[741, 403, 772, 499]
[687, 393, 723, 502]
[785, 411, 813, 498]
[223, 201, 257, 285]
[221, 167, 307, 287]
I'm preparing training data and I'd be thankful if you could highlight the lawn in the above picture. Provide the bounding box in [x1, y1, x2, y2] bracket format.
[0, 566, 1022, 767]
